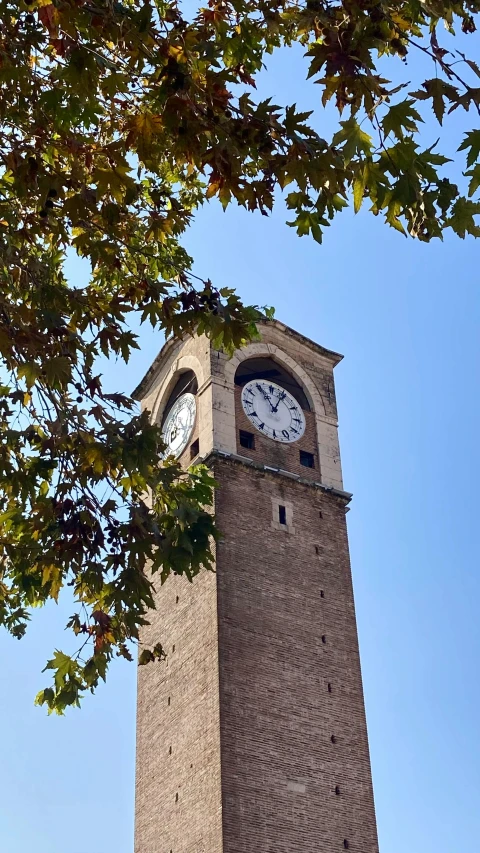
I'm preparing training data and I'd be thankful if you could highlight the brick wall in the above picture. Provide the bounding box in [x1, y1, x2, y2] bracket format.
[134, 566, 223, 853]
[214, 457, 379, 853]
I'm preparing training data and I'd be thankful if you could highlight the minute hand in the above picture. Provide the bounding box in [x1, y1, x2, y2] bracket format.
[272, 391, 287, 413]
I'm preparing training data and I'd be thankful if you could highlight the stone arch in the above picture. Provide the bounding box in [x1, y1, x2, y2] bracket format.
[151, 353, 205, 425]
[225, 342, 326, 416]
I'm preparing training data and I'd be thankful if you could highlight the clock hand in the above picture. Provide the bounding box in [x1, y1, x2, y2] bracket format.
[256, 383, 275, 412]
[271, 390, 286, 413]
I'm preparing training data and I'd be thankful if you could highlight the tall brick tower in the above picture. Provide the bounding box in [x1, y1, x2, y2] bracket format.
[133, 320, 379, 853]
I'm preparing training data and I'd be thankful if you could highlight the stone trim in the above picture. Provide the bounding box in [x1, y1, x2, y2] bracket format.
[203, 449, 352, 504]
[150, 352, 206, 425]
[223, 341, 327, 416]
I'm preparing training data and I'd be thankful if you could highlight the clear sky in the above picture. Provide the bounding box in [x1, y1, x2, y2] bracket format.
[1, 34, 479, 853]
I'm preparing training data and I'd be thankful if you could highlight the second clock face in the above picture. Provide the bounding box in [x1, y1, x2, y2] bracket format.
[161, 392, 196, 458]
[241, 379, 306, 443]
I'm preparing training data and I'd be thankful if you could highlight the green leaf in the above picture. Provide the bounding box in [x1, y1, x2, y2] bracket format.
[386, 201, 407, 235]
[447, 197, 480, 238]
[332, 118, 373, 163]
[466, 164, 480, 197]
[17, 364, 40, 389]
[410, 79, 460, 125]
[458, 130, 480, 168]
[382, 100, 423, 140]
[353, 164, 367, 213]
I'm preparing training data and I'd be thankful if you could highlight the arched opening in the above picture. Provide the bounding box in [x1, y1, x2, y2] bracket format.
[235, 357, 311, 411]
[161, 369, 198, 424]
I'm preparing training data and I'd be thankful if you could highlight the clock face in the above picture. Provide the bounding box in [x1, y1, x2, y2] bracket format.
[161, 393, 196, 458]
[241, 379, 306, 443]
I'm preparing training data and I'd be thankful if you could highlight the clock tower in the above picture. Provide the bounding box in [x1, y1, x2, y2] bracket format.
[133, 319, 379, 853]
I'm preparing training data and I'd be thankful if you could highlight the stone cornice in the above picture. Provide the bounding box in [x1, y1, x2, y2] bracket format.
[201, 448, 352, 505]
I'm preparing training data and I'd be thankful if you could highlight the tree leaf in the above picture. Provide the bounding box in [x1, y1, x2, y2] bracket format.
[382, 100, 423, 140]
[458, 129, 480, 167]
[447, 197, 480, 238]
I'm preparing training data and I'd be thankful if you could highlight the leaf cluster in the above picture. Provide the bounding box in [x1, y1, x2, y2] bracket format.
[0, 0, 479, 710]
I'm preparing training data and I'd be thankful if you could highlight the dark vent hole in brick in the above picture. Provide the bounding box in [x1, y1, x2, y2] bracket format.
[315, 545, 320, 555]
[190, 438, 199, 459]
[322, 635, 327, 644]
[328, 683, 332, 693]
[319, 510, 323, 518]
[167, 696, 170, 706]
[335, 785, 341, 795]
[278, 505, 287, 525]
[300, 450, 315, 468]
[239, 429, 255, 449]
[320, 590, 325, 598]
[331, 735, 337, 744]
[344, 841, 349, 849]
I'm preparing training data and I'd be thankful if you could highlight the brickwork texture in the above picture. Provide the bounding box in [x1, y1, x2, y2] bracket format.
[214, 458, 378, 853]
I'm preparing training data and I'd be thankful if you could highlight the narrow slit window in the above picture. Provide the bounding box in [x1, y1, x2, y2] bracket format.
[190, 438, 199, 459]
[278, 505, 287, 525]
[239, 430, 255, 449]
[300, 450, 315, 468]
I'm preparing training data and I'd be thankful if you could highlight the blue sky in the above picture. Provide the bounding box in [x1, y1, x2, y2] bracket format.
[1, 33, 480, 853]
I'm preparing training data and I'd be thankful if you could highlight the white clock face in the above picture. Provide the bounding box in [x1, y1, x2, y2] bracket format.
[161, 393, 196, 458]
[241, 379, 306, 443]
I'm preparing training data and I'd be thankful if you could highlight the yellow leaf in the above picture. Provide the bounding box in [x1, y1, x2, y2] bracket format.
[206, 179, 221, 199]
[132, 112, 163, 142]
[168, 44, 187, 62]
[84, 445, 105, 474]
[391, 12, 412, 31]
[41, 564, 63, 601]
